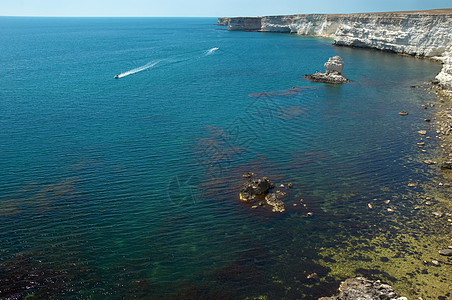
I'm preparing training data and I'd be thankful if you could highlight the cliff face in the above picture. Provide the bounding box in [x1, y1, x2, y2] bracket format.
[228, 17, 262, 31]
[217, 10, 452, 92]
[333, 14, 452, 57]
[217, 18, 230, 26]
[436, 44, 452, 92]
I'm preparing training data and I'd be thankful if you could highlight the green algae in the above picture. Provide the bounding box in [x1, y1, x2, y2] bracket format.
[305, 89, 452, 299]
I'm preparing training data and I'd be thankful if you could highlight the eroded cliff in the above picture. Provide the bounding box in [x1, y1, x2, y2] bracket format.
[436, 43, 452, 92]
[217, 9, 452, 92]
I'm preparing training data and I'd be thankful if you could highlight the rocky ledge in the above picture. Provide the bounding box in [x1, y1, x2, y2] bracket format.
[305, 56, 350, 84]
[319, 277, 407, 300]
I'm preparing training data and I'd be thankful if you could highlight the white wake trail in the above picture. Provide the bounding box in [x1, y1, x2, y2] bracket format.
[205, 47, 219, 56]
[115, 48, 219, 79]
[118, 60, 160, 78]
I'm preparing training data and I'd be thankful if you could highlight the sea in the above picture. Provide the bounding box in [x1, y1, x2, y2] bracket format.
[0, 17, 449, 299]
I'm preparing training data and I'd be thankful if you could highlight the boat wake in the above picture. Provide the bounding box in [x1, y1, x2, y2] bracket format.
[115, 47, 219, 79]
[205, 47, 219, 56]
[117, 60, 160, 78]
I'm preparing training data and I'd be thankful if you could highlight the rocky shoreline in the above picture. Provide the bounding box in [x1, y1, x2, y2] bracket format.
[431, 85, 452, 188]
[319, 277, 407, 300]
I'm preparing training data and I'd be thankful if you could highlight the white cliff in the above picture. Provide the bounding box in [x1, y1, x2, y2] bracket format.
[219, 9, 452, 92]
[436, 43, 452, 93]
[333, 13, 452, 57]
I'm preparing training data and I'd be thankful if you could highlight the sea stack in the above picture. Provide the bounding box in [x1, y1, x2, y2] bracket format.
[305, 56, 350, 84]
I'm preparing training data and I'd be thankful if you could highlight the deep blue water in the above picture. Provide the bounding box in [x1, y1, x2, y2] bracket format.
[0, 17, 443, 299]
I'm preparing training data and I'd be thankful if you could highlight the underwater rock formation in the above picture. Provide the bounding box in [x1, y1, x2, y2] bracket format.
[265, 193, 285, 213]
[239, 177, 274, 202]
[319, 277, 407, 300]
[305, 56, 350, 84]
[441, 161, 452, 170]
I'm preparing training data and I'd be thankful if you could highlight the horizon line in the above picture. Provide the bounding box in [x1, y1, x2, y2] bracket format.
[1, 8, 450, 18]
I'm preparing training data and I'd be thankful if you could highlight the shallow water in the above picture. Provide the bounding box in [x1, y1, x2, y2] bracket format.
[0, 17, 449, 299]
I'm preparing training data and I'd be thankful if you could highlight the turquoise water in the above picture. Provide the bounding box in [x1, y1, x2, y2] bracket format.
[0, 17, 443, 299]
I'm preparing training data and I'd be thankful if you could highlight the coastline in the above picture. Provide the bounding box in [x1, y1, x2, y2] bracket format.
[218, 10, 452, 299]
[217, 9, 452, 95]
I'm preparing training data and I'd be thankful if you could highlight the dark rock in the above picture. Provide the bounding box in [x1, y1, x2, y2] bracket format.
[319, 277, 406, 300]
[305, 73, 350, 84]
[440, 161, 452, 170]
[288, 182, 293, 188]
[439, 248, 452, 256]
[239, 177, 274, 202]
[422, 104, 429, 109]
[425, 118, 431, 122]
[399, 111, 409, 116]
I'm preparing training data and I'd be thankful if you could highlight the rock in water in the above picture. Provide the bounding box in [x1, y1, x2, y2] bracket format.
[265, 193, 285, 213]
[305, 56, 350, 84]
[440, 161, 452, 169]
[319, 277, 407, 300]
[439, 248, 452, 256]
[242, 172, 255, 178]
[239, 177, 274, 202]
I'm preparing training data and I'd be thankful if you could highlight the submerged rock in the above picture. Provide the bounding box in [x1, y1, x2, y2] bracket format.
[305, 56, 350, 84]
[242, 172, 255, 178]
[239, 177, 274, 202]
[432, 211, 443, 218]
[319, 277, 407, 300]
[440, 161, 452, 169]
[439, 248, 452, 256]
[265, 193, 285, 213]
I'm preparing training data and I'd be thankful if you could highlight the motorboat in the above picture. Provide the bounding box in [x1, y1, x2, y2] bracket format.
[114, 75, 119, 79]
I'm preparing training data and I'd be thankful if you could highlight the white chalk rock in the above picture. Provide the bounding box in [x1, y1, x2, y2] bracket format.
[324, 56, 344, 74]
